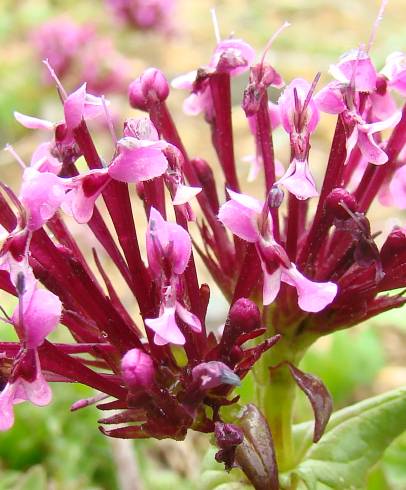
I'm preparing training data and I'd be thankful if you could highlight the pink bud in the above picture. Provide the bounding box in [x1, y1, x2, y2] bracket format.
[325, 188, 357, 220]
[191, 361, 240, 390]
[128, 68, 169, 111]
[121, 348, 155, 390]
[229, 298, 261, 335]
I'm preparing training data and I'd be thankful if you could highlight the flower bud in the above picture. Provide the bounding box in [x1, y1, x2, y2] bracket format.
[229, 298, 261, 335]
[325, 187, 357, 220]
[121, 348, 155, 390]
[191, 158, 219, 212]
[267, 185, 284, 209]
[380, 226, 406, 269]
[214, 422, 244, 448]
[191, 361, 240, 390]
[128, 68, 169, 111]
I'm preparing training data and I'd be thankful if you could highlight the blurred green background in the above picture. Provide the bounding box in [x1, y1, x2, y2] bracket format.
[0, 0, 405, 488]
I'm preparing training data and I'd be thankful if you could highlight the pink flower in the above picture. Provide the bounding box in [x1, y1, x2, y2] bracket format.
[329, 49, 377, 92]
[278, 78, 320, 134]
[276, 158, 318, 200]
[381, 51, 406, 96]
[210, 39, 255, 76]
[19, 168, 66, 231]
[108, 119, 168, 183]
[62, 169, 111, 223]
[146, 207, 191, 277]
[218, 190, 337, 311]
[0, 282, 62, 430]
[145, 297, 201, 346]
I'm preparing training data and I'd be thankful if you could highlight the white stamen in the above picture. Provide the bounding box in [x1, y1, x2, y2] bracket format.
[210, 8, 221, 44]
[367, 0, 389, 53]
[4, 144, 27, 169]
[43, 59, 68, 100]
[260, 21, 291, 66]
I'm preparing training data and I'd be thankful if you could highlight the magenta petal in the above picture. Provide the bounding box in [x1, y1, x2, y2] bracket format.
[211, 39, 256, 76]
[314, 84, 346, 114]
[0, 384, 16, 431]
[20, 168, 66, 230]
[166, 222, 192, 274]
[172, 184, 202, 205]
[147, 208, 191, 275]
[19, 288, 62, 349]
[108, 144, 168, 183]
[218, 199, 260, 243]
[20, 364, 52, 406]
[175, 301, 201, 333]
[261, 264, 282, 306]
[64, 83, 86, 131]
[145, 307, 186, 346]
[14, 112, 54, 130]
[329, 50, 377, 92]
[357, 131, 388, 165]
[171, 71, 197, 90]
[282, 264, 338, 312]
[31, 142, 62, 174]
[276, 159, 318, 200]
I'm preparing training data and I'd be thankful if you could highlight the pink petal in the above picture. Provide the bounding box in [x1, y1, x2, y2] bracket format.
[108, 142, 168, 183]
[282, 264, 338, 312]
[261, 264, 282, 306]
[171, 71, 197, 90]
[22, 369, 52, 406]
[64, 83, 86, 131]
[63, 170, 110, 223]
[359, 110, 402, 134]
[276, 159, 318, 200]
[211, 39, 256, 76]
[175, 301, 201, 332]
[166, 222, 192, 274]
[19, 168, 66, 230]
[357, 131, 388, 165]
[14, 112, 54, 130]
[31, 142, 62, 174]
[147, 208, 191, 275]
[314, 84, 346, 114]
[218, 198, 260, 243]
[172, 184, 202, 205]
[329, 50, 377, 92]
[17, 288, 62, 349]
[0, 383, 16, 431]
[145, 307, 185, 346]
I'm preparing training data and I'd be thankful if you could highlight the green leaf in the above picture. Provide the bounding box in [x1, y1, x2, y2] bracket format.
[290, 387, 406, 489]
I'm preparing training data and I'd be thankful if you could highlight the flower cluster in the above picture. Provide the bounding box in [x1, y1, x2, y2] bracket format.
[32, 17, 131, 94]
[1, 21, 406, 485]
[105, 0, 175, 33]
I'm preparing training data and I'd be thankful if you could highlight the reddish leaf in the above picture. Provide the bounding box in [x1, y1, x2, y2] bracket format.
[288, 363, 333, 442]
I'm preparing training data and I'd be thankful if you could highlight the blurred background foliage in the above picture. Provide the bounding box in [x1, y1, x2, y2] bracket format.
[0, 0, 405, 488]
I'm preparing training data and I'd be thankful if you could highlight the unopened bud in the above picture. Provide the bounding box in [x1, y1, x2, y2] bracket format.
[121, 348, 155, 390]
[267, 185, 284, 209]
[325, 187, 357, 220]
[229, 298, 261, 335]
[191, 158, 219, 212]
[214, 422, 244, 448]
[128, 68, 169, 111]
[191, 361, 240, 390]
[381, 226, 406, 268]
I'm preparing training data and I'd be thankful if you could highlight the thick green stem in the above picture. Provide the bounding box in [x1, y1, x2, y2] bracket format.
[253, 315, 317, 473]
